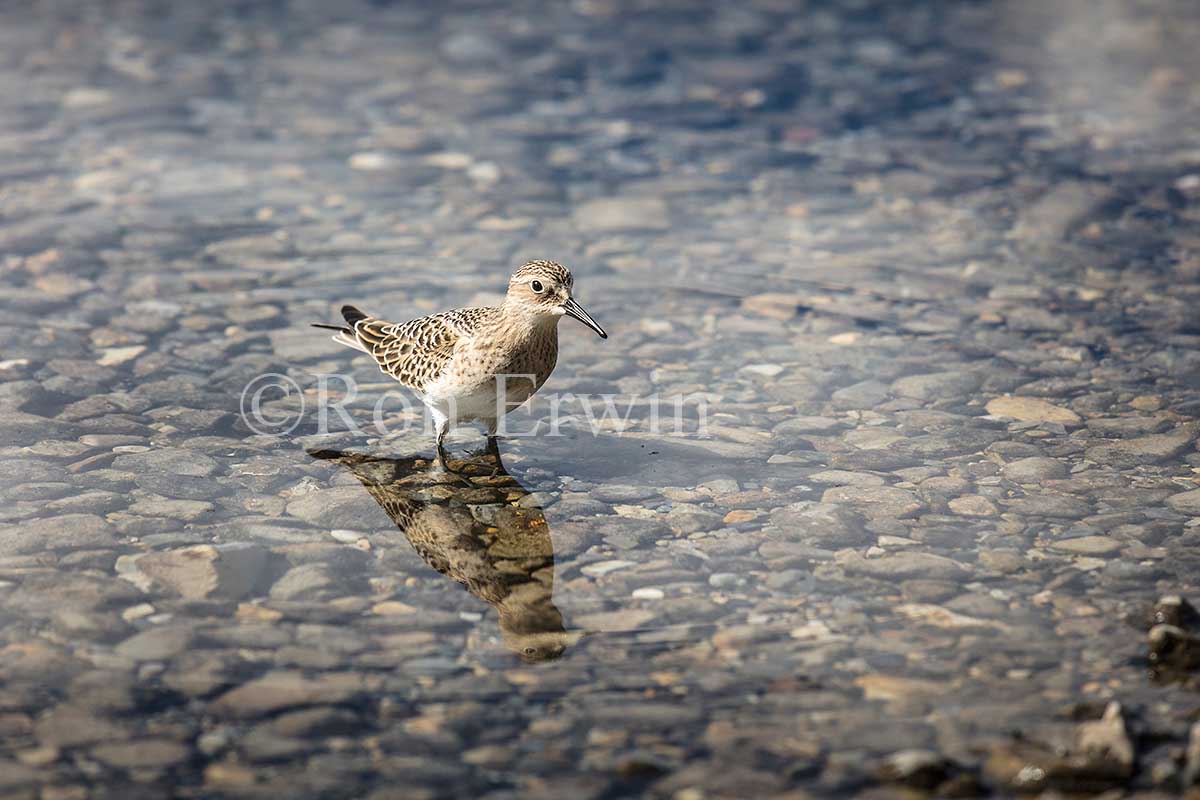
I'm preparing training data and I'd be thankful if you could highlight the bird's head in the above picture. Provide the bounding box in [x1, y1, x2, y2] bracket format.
[506, 260, 607, 338]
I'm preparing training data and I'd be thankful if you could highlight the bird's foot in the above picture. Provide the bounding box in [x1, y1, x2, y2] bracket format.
[484, 436, 507, 477]
[437, 444, 475, 488]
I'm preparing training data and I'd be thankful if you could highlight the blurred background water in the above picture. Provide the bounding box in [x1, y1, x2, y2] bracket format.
[2, 0, 1200, 797]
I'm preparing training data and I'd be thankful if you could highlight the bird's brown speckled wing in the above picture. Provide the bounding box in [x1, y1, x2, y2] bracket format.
[348, 307, 497, 390]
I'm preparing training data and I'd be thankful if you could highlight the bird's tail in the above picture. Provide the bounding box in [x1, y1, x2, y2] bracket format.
[341, 305, 369, 326]
[311, 305, 371, 353]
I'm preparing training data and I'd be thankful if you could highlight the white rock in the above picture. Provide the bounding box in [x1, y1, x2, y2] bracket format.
[97, 346, 145, 366]
[580, 560, 636, 577]
[348, 152, 395, 171]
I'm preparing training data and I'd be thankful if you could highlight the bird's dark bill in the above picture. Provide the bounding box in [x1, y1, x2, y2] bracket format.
[563, 297, 607, 339]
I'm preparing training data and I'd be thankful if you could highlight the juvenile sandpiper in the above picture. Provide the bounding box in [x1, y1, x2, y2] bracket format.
[312, 260, 606, 462]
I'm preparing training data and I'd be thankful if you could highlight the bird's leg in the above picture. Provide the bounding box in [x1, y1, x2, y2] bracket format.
[435, 418, 474, 488]
[485, 423, 506, 476]
[436, 419, 450, 468]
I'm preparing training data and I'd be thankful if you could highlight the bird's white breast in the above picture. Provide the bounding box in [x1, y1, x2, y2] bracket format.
[422, 377, 540, 426]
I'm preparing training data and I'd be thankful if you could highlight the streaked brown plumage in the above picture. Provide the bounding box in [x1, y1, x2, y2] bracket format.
[313, 260, 606, 458]
[344, 305, 498, 390]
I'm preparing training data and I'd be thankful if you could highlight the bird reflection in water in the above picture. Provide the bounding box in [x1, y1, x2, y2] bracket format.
[309, 448, 579, 662]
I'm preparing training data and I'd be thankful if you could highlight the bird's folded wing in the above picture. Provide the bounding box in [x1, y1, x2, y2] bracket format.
[351, 314, 460, 389]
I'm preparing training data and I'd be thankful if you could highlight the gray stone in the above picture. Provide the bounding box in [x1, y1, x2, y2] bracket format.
[590, 484, 659, 503]
[1007, 493, 1091, 519]
[114, 624, 195, 661]
[239, 727, 311, 762]
[110, 447, 219, 476]
[831, 380, 890, 410]
[820, 485, 924, 519]
[1004, 306, 1070, 332]
[766, 502, 871, 547]
[947, 495, 997, 516]
[901, 580, 960, 603]
[1166, 488, 1200, 516]
[92, 739, 189, 769]
[211, 671, 372, 718]
[590, 517, 673, 549]
[808, 470, 884, 487]
[1003, 457, 1069, 483]
[1087, 416, 1171, 437]
[0, 412, 83, 447]
[127, 497, 214, 520]
[0, 514, 117, 556]
[917, 476, 970, 497]
[268, 707, 361, 738]
[773, 416, 842, 434]
[891, 371, 981, 401]
[0, 759, 36, 789]
[1085, 424, 1198, 467]
[136, 543, 270, 600]
[285, 486, 388, 529]
[1047, 535, 1122, 556]
[35, 705, 127, 747]
[67, 670, 137, 712]
[665, 506, 724, 534]
[270, 563, 339, 601]
[840, 551, 969, 581]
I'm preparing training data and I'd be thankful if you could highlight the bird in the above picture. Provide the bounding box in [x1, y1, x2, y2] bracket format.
[309, 447, 581, 662]
[312, 260, 606, 464]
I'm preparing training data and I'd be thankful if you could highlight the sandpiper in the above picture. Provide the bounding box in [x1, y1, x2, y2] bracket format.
[312, 260, 606, 461]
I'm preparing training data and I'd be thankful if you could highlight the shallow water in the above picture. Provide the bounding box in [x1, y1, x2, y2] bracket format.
[2, 0, 1200, 796]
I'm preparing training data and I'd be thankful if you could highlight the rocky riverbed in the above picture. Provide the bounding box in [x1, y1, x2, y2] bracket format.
[2, 0, 1200, 797]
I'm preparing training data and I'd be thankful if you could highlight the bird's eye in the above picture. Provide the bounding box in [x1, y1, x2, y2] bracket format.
[530, 280, 544, 293]
[524, 647, 538, 656]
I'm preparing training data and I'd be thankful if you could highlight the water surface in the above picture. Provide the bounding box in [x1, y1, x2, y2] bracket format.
[2, 0, 1200, 796]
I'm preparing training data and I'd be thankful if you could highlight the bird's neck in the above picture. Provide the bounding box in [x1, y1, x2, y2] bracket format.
[497, 303, 561, 339]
